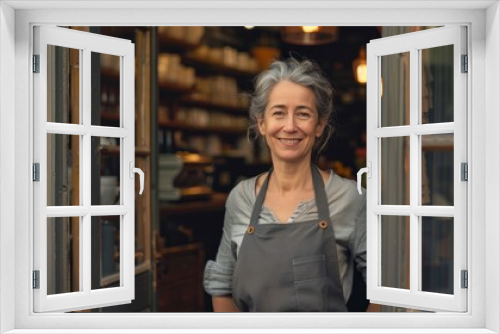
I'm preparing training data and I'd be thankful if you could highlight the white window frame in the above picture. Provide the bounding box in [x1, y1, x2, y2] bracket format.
[33, 25, 136, 313]
[0, 1, 499, 333]
[366, 26, 468, 312]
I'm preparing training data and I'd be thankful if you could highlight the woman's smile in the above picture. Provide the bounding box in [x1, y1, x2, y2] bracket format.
[278, 138, 302, 146]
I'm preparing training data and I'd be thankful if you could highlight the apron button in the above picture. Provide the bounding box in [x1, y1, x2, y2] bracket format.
[319, 220, 328, 229]
[247, 226, 255, 234]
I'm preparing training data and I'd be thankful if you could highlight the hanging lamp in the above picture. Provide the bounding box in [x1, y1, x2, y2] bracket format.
[281, 26, 338, 45]
[352, 47, 367, 84]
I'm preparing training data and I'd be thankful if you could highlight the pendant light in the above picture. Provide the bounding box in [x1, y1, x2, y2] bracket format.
[352, 47, 367, 84]
[281, 26, 338, 45]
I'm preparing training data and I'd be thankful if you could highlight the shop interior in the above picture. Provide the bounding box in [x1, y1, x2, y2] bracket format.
[46, 26, 454, 312]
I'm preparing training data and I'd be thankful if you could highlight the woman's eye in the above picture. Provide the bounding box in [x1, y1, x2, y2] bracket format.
[297, 112, 311, 119]
[272, 110, 285, 117]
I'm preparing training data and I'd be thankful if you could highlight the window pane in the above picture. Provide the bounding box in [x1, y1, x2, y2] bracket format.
[381, 136, 410, 205]
[92, 137, 121, 205]
[381, 52, 410, 127]
[47, 217, 80, 295]
[92, 215, 121, 288]
[92, 52, 121, 127]
[422, 134, 454, 206]
[422, 217, 454, 294]
[47, 134, 80, 206]
[47, 45, 80, 124]
[421, 45, 454, 124]
[381, 215, 410, 290]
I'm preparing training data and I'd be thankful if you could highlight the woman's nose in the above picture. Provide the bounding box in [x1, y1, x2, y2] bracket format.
[283, 115, 297, 131]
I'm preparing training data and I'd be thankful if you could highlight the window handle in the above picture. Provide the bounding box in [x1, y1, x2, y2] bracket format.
[356, 162, 371, 195]
[129, 162, 144, 195]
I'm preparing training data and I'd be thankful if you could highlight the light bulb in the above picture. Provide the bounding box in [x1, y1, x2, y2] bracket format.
[302, 26, 319, 33]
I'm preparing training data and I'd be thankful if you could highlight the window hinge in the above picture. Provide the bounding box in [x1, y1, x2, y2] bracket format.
[33, 163, 40, 182]
[33, 270, 40, 289]
[461, 54, 468, 73]
[33, 54, 40, 73]
[461, 162, 468, 181]
[461, 270, 468, 289]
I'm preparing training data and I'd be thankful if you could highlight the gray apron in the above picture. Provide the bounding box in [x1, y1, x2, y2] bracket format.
[232, 166, 348, 312]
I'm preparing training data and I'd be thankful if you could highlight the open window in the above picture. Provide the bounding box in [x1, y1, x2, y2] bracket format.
[33, 26, 141, 312]
[364, 26, 467, 312]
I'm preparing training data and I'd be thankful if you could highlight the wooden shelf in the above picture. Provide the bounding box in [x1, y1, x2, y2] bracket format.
[160, 192, 228, 216]
[158, 120, 247, 135]
[180, 97, 248, 114]
[99, 26, 139, 39]
[100, 112, 140, 123]
[100, 67, 120, 80]
[158, 81, 196, 94]
[100, 145, 151, 156]
[101, 145, 120, 155]
[135, 146, 151, 156]
[100, 111, 120, 121]
[158, 34, 199, 52]
[157, 242, 204, 257]
[183, 55, 259, 78]
[422, 134, 453, 151]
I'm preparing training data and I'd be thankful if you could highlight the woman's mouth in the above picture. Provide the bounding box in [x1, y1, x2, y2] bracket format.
[278, 138, 301, 145]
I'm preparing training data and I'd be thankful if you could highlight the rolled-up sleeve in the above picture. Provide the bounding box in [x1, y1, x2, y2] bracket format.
[203, 204, 237, 296]
[353, 189, 367, 282]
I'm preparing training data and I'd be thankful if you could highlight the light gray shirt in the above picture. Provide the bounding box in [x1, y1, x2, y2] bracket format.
[203, 170, 367, 303]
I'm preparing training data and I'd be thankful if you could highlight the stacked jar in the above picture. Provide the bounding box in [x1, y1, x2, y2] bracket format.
[186, 45, 259, 73]
[157, 26, 205, 45]
[157, 53, 196, 88]
[176, 107, 247, 129]
[189, 76, 249, 109]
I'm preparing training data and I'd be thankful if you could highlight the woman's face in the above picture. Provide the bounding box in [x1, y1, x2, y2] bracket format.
[258, 80, 325, 164]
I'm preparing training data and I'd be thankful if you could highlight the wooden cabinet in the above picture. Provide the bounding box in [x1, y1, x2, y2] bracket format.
[156, 243, 205, 312]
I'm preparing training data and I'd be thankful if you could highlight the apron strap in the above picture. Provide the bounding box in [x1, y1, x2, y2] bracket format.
[311, 165, 331, 223]
[249, 165, 331, 226]
[249, 168, 272, 227]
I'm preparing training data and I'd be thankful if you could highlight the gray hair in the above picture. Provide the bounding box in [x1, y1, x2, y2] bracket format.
[248, 57, 335, 159]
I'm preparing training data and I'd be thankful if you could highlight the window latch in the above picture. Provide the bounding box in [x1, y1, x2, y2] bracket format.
[129, 161, 144, 195]
[356, 162, 371, 195]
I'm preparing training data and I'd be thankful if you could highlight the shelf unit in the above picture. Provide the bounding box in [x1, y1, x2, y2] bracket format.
[154, 28, 267, 311]
[156, 29, 257, 157]
[160, 192, 228, 216]
[182, 54, 260, 77]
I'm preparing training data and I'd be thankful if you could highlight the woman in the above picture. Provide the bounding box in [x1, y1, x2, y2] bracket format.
[203, 57, 367, 312]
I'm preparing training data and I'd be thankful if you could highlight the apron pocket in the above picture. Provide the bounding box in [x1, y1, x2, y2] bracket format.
[293, 255, 326, 311]
[293, 255, 326, 281]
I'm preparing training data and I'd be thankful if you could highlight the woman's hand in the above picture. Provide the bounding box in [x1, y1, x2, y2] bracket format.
[212, 296, 240, 312]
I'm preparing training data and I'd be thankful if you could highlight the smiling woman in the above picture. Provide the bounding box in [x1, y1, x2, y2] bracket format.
[248, 58, 335, 162]
[258, 80, 325, 164]
[204, 57, 369, 312]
